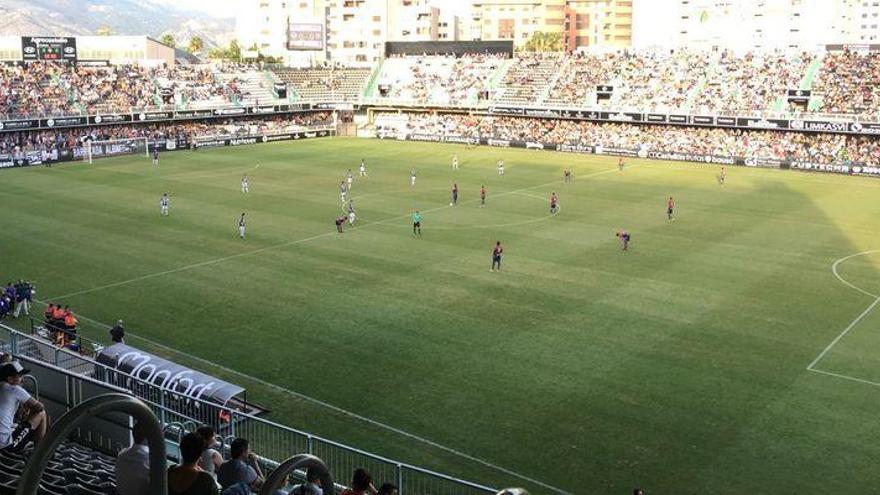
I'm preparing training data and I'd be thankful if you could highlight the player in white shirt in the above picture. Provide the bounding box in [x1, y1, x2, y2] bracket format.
[340, 181, 348, 203]
[238, 213, 246, 239]
[241, 174, 249, 193]
[497, 160, 504, 176]
[160, 193, 169, 216]
[359, 159, 368, 177]
[347, 169, 354, 189]
[410, 169, 417, 187]
[347, 200, 357, 225]
[452, 154, 459, 170]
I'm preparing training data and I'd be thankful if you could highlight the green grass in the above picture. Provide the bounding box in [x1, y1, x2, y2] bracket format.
[3, 137, 880, 494]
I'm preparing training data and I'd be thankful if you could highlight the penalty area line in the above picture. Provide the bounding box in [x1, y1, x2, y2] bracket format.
[807, 250, 880, 388]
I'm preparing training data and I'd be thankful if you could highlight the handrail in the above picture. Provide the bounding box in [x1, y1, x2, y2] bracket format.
[260, 454, 334, 495]
[16, 393, 167, 495]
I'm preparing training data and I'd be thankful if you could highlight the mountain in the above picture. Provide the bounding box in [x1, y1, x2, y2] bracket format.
[0, 0, 235, 49]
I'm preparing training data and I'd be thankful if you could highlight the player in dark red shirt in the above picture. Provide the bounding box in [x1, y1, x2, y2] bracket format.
[550, 192, 559, 215]
[563, 168, 572, 183]
[335, 215, 346, 233]
[480, 185, 487, 208]
[451, 183, 458, 205]
[667, 196, 675, 221]
[618, 157, 625, 171]
[491, 241, 503, 272]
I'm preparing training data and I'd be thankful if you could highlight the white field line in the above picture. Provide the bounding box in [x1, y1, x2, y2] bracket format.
[27, 302, 570, 495]
[807, 250, 880, 378]
[806, 367, 880, 388]
[48, 166, 623, 301]
[807, 296, 880, 371]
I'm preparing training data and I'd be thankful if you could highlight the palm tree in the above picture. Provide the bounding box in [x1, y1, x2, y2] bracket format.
[160, 34, 176, 49]
[188, 36, 203, 54]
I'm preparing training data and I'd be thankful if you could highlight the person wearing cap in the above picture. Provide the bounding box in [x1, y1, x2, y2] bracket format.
[0, 361, 47, 451]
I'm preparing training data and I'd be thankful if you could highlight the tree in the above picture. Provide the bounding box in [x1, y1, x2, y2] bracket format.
[188, 36, 203, 54]
[207, 40, 243, 61]
[160, 34, 176, 49]
[96, 25, 113, 36]
[523, 32, 563, 52]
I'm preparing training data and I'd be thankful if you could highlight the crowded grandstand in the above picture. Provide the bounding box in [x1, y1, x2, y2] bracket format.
[2, 1, 880, 493]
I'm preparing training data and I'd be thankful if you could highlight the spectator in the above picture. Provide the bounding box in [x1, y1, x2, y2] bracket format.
[196, 425, 223, 481]
[116, 420, 151, 495]
[217, 437, 264, 494]
[0, 361, 47, 452]
[287, 467, 323, 495]
[340, 468, 377, 495]
[168, 432, 219, 495]
[110, 319, 126, 344]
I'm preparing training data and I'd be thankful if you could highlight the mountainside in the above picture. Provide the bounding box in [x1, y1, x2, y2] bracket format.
[0, 0, 234, 49]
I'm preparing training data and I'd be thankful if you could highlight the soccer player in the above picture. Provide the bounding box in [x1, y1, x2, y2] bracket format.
[452, 154, 459, 170]
[152, 146, 159, 166]
[241, 174, 249, 193]
[347, 169, 354, 189]
[618, 157, 625, 172]
[719, 166, 727, 185]
[451, 183, 458, 206]
[667, 196, 675, 221]
[550, 192, 559, 215]
[412, 210, 422, 235]
[160, 193, 169, 216]
[340, 181, 348, 203]
[410, 169, 417, 187]
[497, 159, 504, 176]
[616, 230, 631, 251]
[480, 185, 487, 208]
[359, 159, 367, 177]
[347, 200, 357, 225]
[491, 241, 503, 272]
[335, 215, 346, 233]
[563, 168, 572, 183]
[238, 213, 246, 239]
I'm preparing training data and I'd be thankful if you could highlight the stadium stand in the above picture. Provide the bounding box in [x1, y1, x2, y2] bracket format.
[813, 50, 880, 116]
[1, 51, 879, 117]
[273, 67, 371, 102]
[493, 53, 561, 106]
[372, 54, 504, 105]
[375, 112, 880, 166]
[0, 113, 333, 155]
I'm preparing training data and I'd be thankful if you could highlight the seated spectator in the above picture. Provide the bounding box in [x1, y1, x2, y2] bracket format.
[196, 425, 223, 481]
[0, 361, 47, 452]
[340, 468, 377, 495]
[217, 437, 264, 494]
[287, 467, 323, 495]
[168, 432, 219, 495]
[110, 319, 126, 344]
[116, 420, 151, 495]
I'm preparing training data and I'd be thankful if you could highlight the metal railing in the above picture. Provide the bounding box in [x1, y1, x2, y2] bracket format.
[0, 323, 497, 495]
[17, 393, 168, 495]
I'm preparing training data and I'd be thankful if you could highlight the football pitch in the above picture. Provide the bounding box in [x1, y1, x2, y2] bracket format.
[3, 137, 880, 493]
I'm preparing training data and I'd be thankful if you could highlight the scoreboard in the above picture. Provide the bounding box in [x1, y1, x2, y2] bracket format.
[21, 37, 77, 61]
[287, 23, 324, 51]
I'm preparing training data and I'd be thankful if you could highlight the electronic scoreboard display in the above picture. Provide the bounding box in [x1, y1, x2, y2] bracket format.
[21, 37, 77, 61]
